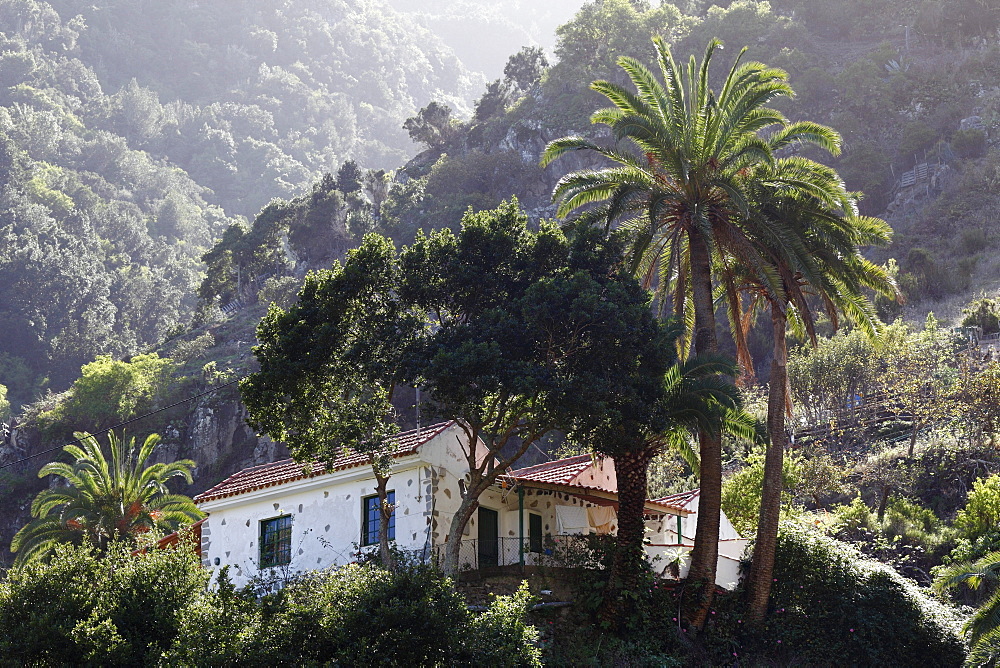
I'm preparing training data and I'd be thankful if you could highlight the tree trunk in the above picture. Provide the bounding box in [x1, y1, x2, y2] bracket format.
[441, 494, 480, 575]
[908, 422, 919, 457]
[602, 447, 653, 625]
[684, 232, 722, 631]
[745, 305, 788, 624]
[877, 484, 891, 521]
[375, 473, 394, 572]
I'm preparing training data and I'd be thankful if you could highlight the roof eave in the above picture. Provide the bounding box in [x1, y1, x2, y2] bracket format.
[511, 479, 690, 517]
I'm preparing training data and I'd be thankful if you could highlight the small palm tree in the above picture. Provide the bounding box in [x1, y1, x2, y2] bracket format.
[935, 551, 1000, 665]
[11, 431, 202, 565]
[571, 318, 759, 623]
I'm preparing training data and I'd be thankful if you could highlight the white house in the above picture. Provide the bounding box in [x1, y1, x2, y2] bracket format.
[650, 490, 749, 590]
[193, 421, 744, 589]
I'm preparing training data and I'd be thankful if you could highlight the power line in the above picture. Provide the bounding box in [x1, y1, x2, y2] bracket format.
[0, 377, 244, 471]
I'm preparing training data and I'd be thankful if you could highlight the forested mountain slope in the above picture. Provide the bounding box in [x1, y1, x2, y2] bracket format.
[3, 0, 1000, 570]
[0, 0, 483, 406]
[31, 0, 480, 217]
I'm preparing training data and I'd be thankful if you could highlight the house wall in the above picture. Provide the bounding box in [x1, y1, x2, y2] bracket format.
[571, 457, 617, 490]
[197, 423, 485, 588]
[198, 458, 435, 588]
[644, 494, 747, 590]
[677, 495, 742, 542]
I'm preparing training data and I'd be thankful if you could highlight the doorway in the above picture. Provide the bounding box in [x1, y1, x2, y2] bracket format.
[478, 507, 499, 567]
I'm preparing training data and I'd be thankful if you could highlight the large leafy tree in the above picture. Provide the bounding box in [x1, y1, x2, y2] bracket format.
[246, 199, 668, 575]
[400, 201, 670, 574]
[11, 431, 201, 564]
[242, 234, 421, 569]
[542, 36, 840, 625]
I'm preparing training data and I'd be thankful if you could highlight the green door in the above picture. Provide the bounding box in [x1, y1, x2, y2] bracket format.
[478, 507, 499, 567]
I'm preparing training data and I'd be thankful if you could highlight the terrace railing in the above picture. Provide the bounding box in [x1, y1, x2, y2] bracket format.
[432, 535, 604, 572]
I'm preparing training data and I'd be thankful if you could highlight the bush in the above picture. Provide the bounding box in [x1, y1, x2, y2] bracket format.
[0, 539, 207, 666]
[164, 568, 266, 666]
[167, 563, 542, 667]
[721, 448, 803, 535]
[37, 353, 176, 437]
[955, 474, 1000, 540]
[749, 524, 966, 667]
[267, 564, 471, 665]
[962, 297, 1000, 335]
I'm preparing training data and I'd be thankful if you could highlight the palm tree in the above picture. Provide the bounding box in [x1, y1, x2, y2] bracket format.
[569, 318, 758, 625]
[935, 551, 1000, 665]
[723, 158, 899, 622]
[11, 431, 202, 565]
[542, 36, 841, 626]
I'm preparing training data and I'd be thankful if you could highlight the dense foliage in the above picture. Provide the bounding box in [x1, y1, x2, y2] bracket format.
[0, 541, 541, 667]
[6, 0, 1000, 657]
[0, 541, 207, 665]
[0, 0, 478, 401]
[749, 524, 966, 667]
[543, 526, 967, 666]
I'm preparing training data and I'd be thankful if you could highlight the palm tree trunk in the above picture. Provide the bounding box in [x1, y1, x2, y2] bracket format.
[685, 232, 722, 630]
[602, 447, 653, 625]
[746, 304, 788, 623]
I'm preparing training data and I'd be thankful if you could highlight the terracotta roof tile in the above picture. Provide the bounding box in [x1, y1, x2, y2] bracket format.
[194, 421, 452, 504]
[509, 454, 594, 486]
[654, 489, 700, 508]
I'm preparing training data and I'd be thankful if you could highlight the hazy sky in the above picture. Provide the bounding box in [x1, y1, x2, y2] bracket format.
[386, 0, 585, 79]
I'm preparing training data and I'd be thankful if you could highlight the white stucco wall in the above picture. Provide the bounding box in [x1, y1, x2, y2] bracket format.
[570, 457, 617, 490]
[198, 457, 437, 588]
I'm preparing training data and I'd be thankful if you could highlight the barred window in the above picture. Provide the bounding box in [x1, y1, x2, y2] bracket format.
[259, 515, 292, 568]
[362, 491, 395, 546]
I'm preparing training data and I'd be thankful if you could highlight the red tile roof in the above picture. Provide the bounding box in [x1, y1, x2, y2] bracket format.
[194, 422, 453, 504]
[509, 454, 594, 485]
[654, 489, 700, 508]
[509, 455, 689, 515]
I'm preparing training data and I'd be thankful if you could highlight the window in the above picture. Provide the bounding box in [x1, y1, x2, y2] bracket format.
[362, 491, 395, 546]
[259, 515, 292, 568]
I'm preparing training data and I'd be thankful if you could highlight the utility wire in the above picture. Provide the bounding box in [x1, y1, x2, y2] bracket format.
[0, 377, 244, 471]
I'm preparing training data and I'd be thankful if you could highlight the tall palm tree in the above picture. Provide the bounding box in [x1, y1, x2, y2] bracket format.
[11, 431, 202, 565]
[542, 36, 842, 626]
[722, 158, 899, 622]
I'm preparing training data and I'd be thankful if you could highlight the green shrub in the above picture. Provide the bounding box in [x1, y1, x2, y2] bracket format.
[750, 524, 966, 667]
[38, 353, 176, 437]
[955, 474, 1000, 540]
[459, 582, 542, 667]
[177, 564, 542, 667]
[721, 448, 803, 535]
[265, 564, 470, 665]
[0, 539, 207, 666]
[164, 568, 268, 666]
[962, 297, 1000, 335]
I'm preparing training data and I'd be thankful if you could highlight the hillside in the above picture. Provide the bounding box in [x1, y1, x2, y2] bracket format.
[3, 0, 1000, 578]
